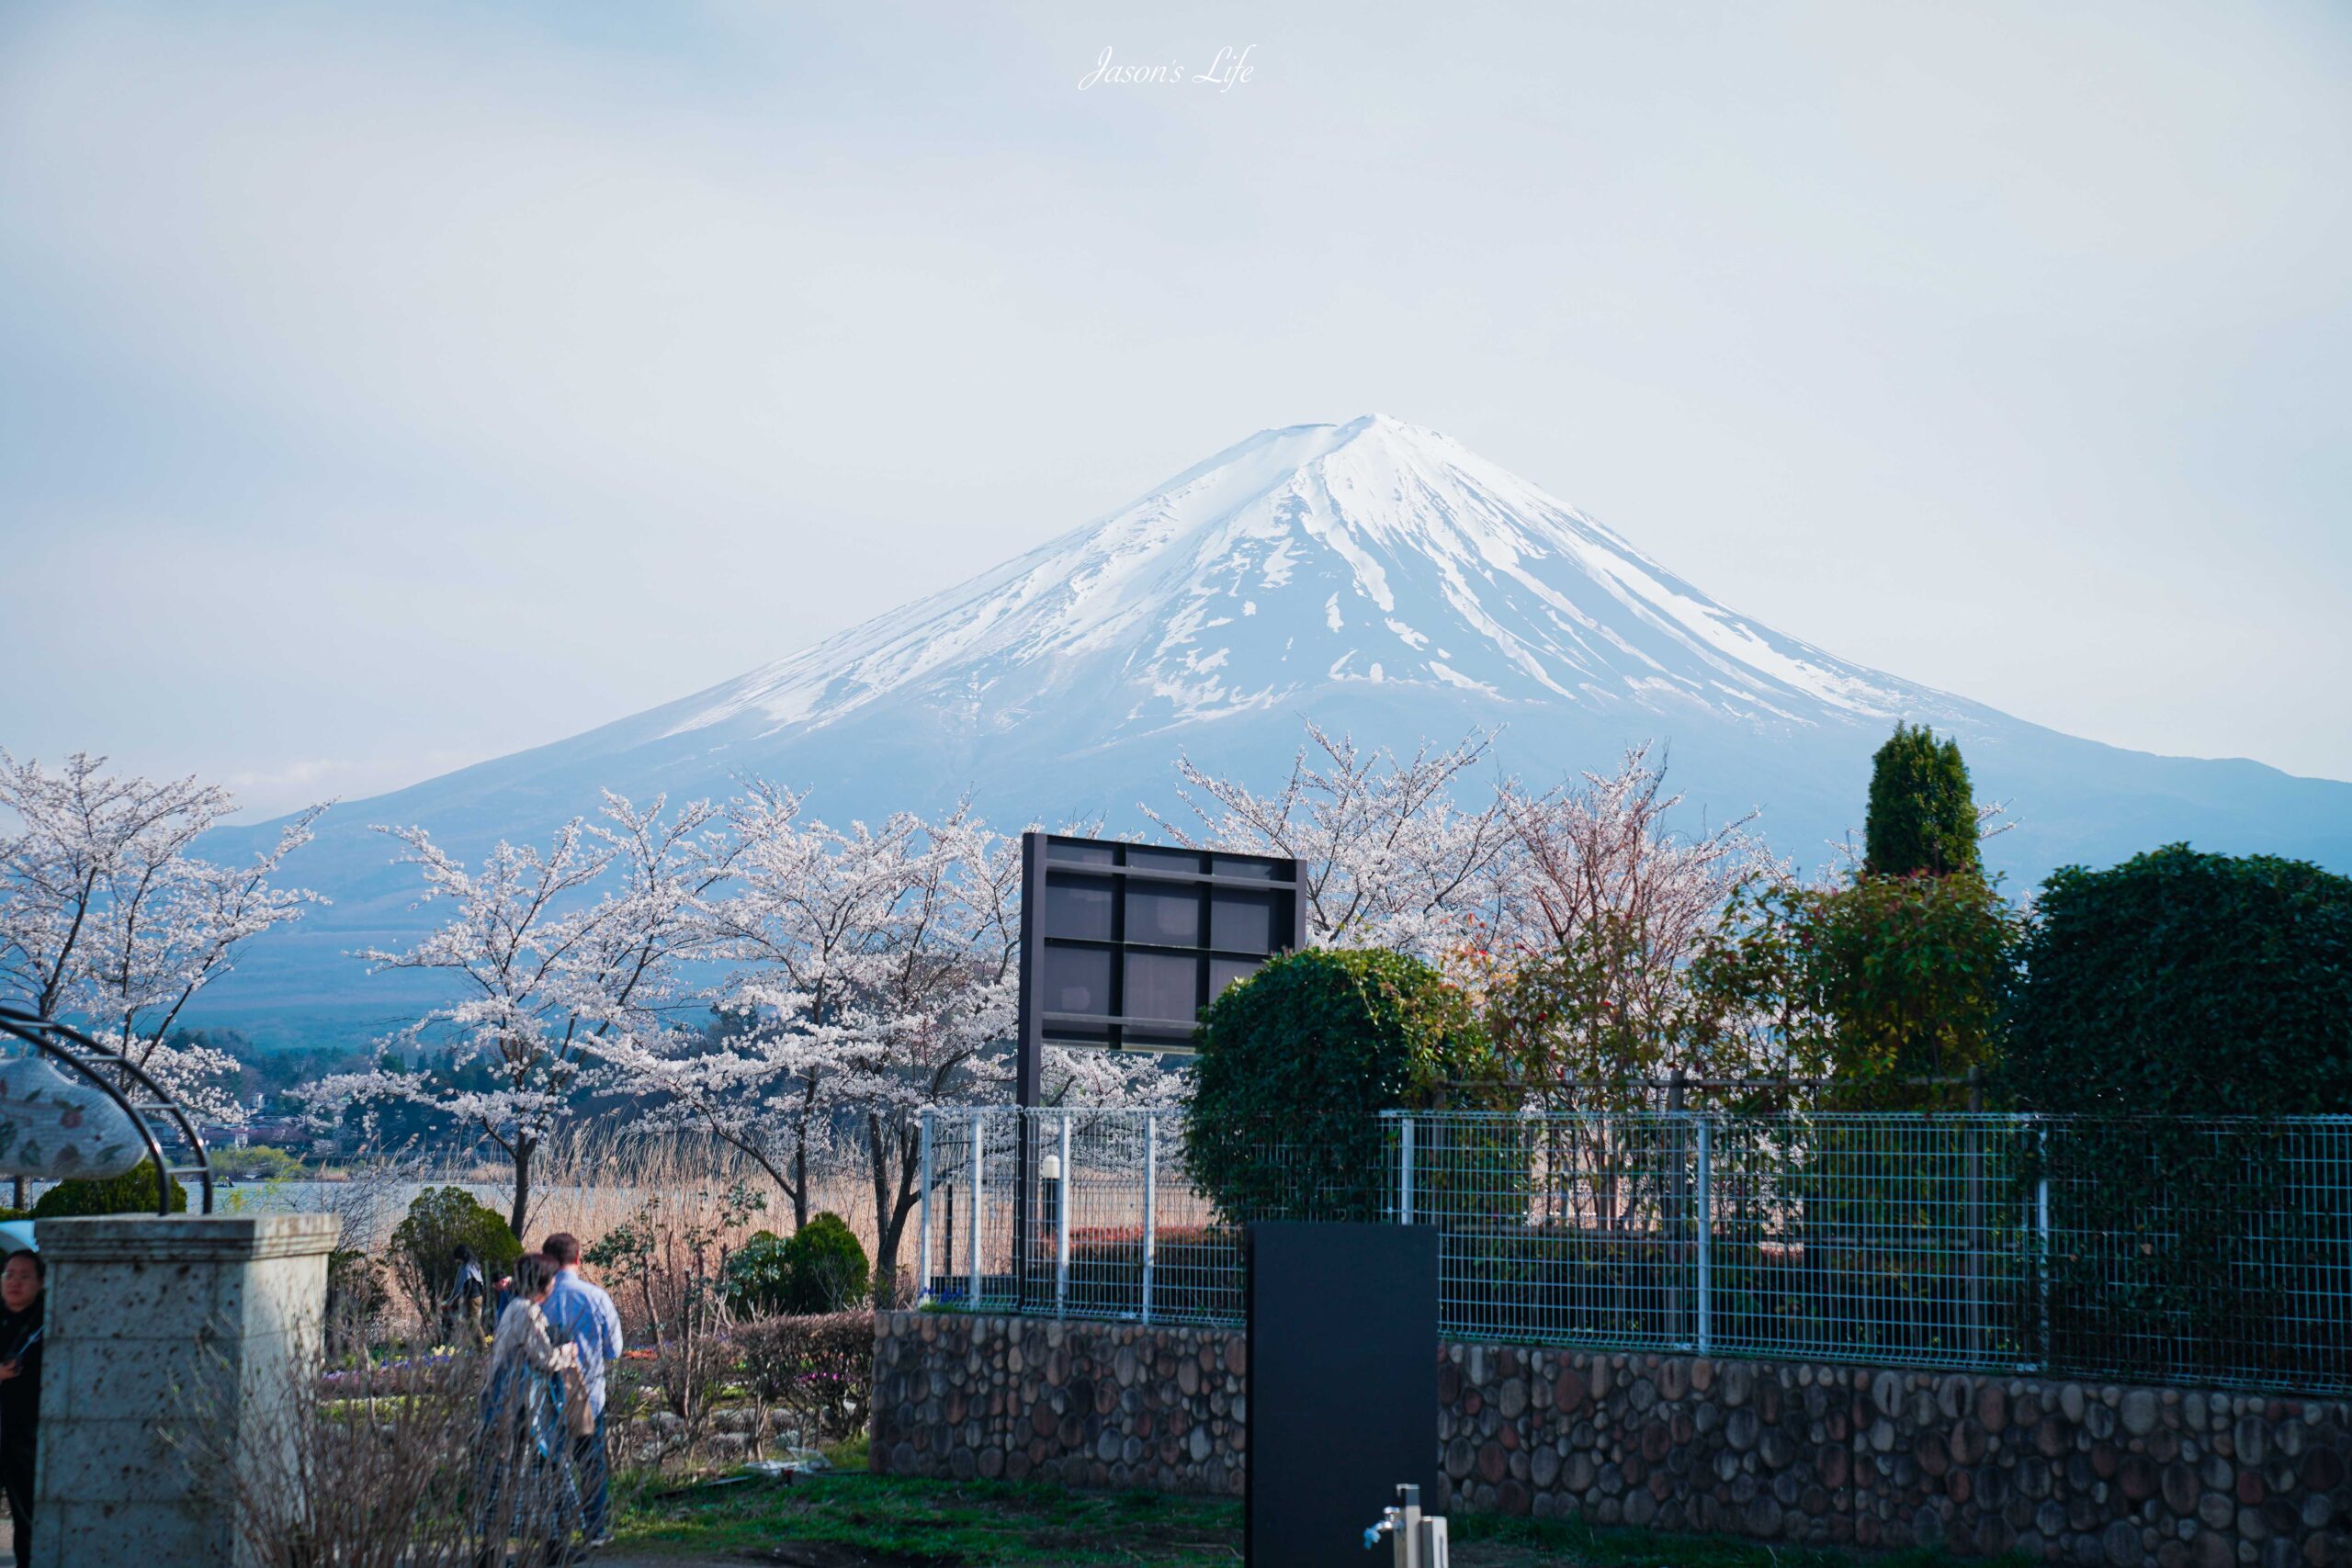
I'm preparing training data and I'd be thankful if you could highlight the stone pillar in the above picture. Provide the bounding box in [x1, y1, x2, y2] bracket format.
[30, 1211, 338, 1568]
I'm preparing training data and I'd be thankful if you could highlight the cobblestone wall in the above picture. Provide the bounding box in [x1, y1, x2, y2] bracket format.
[872, 1312, 1247, 1495]
[1436, 1344, 2349, 1566]
[872, 1314, 2350, 1562]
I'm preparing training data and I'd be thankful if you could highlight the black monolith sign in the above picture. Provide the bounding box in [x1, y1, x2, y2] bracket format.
[1245, 1221, 1439, 1567]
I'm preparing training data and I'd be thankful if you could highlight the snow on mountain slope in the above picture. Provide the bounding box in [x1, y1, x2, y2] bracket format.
[188, 414, 2352, 1036]
[659, 414, 1954, 747]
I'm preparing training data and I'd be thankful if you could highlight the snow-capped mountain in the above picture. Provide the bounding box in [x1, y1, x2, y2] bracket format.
[198, 415, 2352, 1035]
[671, 414, 1942, 741]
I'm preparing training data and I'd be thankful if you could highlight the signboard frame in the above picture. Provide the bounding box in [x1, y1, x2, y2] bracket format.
[1012, 830, 1307, 1106]
[1011, 829, 1306, 1305]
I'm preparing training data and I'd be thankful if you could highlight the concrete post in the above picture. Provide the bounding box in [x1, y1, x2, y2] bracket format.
[31, 1211, 338, 1568]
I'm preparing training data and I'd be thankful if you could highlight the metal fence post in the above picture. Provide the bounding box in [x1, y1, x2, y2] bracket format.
[968, 1108, 986, 1309]
[1141, 1113, 1159, 1325]
[2035, 1119, 2052, 1371]
[919, 1110, 934, 1307]
[1055, 1111, 1073, 1315]
[1694, 1115, 1713, 1357]
[1964, 1087, 1985, 1359]
[1399, 1113, 1416, 1225]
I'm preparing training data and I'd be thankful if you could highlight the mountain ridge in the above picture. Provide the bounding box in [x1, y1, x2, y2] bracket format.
[191, 414, 2352, 1039]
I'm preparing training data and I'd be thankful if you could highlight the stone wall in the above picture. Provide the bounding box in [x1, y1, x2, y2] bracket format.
[872, 1312, 1247, 1495]
[1436, 1344, 2349, 1566]
[872, 1314, 2352, 1563]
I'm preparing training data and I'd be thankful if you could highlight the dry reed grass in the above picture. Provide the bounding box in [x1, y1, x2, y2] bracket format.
[498, 1125, 885, 1262]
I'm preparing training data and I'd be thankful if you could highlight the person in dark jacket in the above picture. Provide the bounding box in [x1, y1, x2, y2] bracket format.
[444, 1244, 488, 1343]
[0, 1248, 44, 1565]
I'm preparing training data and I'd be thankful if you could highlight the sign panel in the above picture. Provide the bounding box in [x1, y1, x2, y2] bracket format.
[1013, 831, 1306, 1106]
[1246, 1221, 1441, 1566]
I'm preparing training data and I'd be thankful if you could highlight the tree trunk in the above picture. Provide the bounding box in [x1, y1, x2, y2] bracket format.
[507, 1135, 535, 1243]
[792, 1134, 809, 1231]
[866, 1113, 894, 1306]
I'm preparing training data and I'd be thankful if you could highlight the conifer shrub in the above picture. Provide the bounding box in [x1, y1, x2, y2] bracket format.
[1863, 722, 1982, 878]
[2006, 845, 2352, 1385]
[390, 1186, 521, 1326]
[2007, 844, 2352, 1115]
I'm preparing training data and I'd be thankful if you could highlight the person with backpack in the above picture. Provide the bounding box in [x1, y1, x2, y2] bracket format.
[539, 1232, 624, 1549]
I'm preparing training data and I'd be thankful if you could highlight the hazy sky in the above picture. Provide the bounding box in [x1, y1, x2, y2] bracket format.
[4, 1, 2347, 817]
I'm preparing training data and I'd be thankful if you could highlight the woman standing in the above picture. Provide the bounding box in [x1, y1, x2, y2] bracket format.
[0, 1249, 44, 1565]
[475, 1251, 582, 1562]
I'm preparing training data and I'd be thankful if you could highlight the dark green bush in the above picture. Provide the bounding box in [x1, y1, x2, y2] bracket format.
[32, 1165, 187, 1217]
[390, 1186, 522, 1324]
[2006, 843, 2352, 1115]
[2004, 846, 2352, 1385]
[1184, 946, 1499, 1223]
[1864, 722, 1982, 878]
[724, 1213, 871, 1315]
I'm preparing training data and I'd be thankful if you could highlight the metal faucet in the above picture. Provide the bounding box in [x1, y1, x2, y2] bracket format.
[1362, 1483, 1449, 1567]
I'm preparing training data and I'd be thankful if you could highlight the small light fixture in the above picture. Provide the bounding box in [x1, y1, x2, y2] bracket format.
[1041, 1154, 1063, 1182]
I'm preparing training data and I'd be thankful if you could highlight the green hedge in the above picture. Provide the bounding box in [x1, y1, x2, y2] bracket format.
[2006, 843, 2352, 1115]
[724, 1212, 871, 1315]
[1185, 947, 1498, 1223]
[32, 1166, 187, 1217]
[390, 1186, 521, 1314]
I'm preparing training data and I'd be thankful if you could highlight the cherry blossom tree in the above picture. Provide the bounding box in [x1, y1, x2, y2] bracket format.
[324, 793, 744, 1238]
[831, 807, 1021, 1303]
[600, 781, 877, 1233]
[684, 804, 1018, 1301]
[1146, 722, 1521, 957]
[625, 786, 1187, 1260]
[0, 750, 323, 1130]
[1145, 726, 1784, 1105]
[1477, 745, 1773, 1104]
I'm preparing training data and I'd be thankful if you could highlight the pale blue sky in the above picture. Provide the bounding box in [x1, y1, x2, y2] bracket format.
[3, 1, 2347, 815]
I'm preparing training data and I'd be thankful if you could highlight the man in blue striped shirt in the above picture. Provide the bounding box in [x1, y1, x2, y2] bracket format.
[541, 1232, 625, 1546]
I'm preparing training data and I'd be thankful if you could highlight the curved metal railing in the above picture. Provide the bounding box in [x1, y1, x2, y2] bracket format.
[0, 1003, 214, 1216]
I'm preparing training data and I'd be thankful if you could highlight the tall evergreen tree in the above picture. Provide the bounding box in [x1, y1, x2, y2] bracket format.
[1863, 723, 1981, 877]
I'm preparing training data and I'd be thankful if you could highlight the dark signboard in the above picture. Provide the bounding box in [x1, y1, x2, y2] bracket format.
[1013, 831, 1306, 1106]
[1246, 1221, 1440, 1565]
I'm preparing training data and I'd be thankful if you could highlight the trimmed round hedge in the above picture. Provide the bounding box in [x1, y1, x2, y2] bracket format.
[2006, 844, 2352, 1115]
[390, 1186, 523, 1310]
[31, 1165, 187, 1217]
[1183, 946, 1497, 1222]
[724, 1212, 872, 1315]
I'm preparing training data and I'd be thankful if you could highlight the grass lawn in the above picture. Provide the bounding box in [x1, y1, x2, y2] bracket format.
[610, 1448, 2013, 1567]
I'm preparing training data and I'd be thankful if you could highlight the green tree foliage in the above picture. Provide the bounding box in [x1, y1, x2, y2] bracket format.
[390, 1186, 522, 1324]
[1863, 724, 1981, 879]
[2003, 846, 2352, 1384]
[722, 1212, 872, 1316]
[1486, 909, 1714, 1108]
[2007, 844, 2352, 1115]
[1804, 873, 2020, 1105]
[1184, 947, 1500, 1221]
[30, 1165, 187, 1217]
[209, 1145, 304, 1181]
[1685, 874, 2020, 1108]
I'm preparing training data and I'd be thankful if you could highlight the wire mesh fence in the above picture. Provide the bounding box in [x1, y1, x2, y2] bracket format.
[916, 1107, 2352, 1395]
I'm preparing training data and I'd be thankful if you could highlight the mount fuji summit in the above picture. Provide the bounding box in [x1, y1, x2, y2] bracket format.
[203, 414, 2352, 1032]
